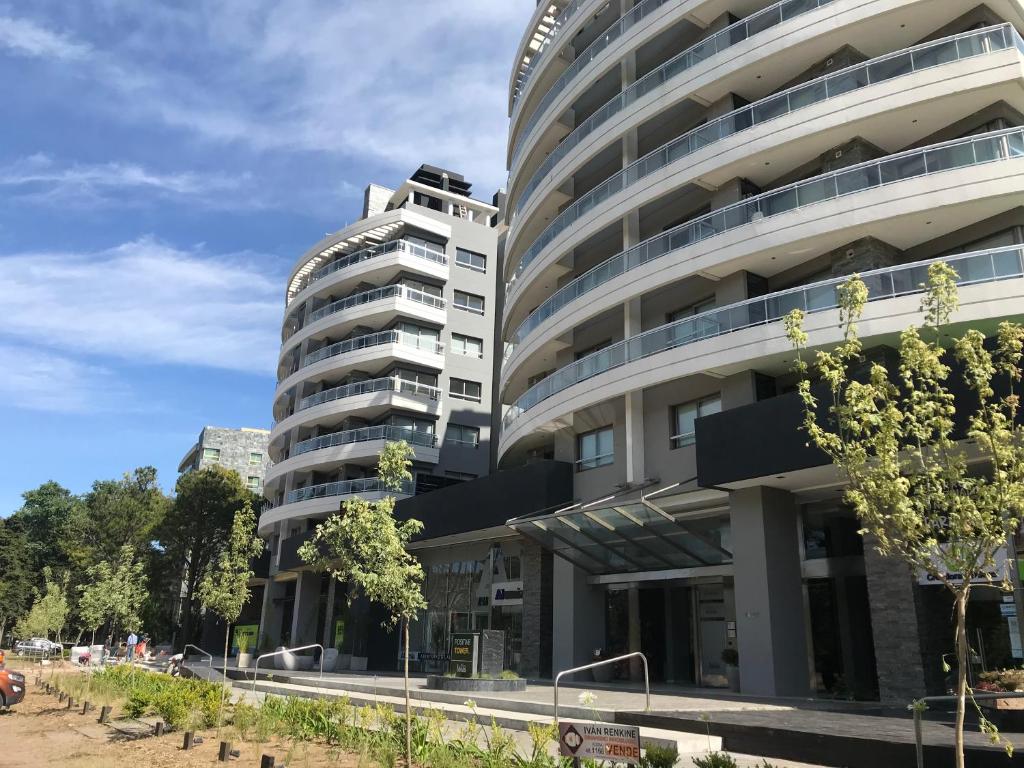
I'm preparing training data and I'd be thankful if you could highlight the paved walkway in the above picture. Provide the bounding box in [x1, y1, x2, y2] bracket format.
[187, 662, 1024, 767]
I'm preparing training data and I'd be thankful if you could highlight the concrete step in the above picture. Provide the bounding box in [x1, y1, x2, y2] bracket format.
[233, 675, 719, 756]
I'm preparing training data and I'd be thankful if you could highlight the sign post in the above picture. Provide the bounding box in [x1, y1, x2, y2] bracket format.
[559, 722, 642, 765]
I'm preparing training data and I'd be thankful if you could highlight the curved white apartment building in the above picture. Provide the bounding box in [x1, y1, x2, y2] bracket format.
[500, 0, 1024, 698]
[258, 166, 499, 649]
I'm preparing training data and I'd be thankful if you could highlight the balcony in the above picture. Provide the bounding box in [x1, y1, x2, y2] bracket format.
[501, 245, 1024, 439]
[302, 329, 444, 369]
[509, 0, 836, 187]
[309, 284, 445, 325]
[298, 377, 440, 412]
[509, 24, 1020, 274]
[502, 127, 1024, 374]
[258, 478, 414, 538]
[511, 0, 586, 111]
[281, 285, 447, 358]
[294, 424, 438, 457]
[512, 0, 672, 165]
[286, 476, 415, 505]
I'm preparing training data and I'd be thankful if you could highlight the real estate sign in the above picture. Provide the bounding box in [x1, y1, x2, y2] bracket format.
[558, 723, 641, 764]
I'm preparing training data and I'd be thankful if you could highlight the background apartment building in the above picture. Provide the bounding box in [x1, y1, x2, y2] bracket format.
[257, 165, 501, 653]
[177, 425, 271, 494]
[492, 0, 1024, 700]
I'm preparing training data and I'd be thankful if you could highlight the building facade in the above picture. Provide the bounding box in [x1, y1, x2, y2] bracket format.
[496, 0, 1024, 699]
[178, 426, 271, 493]
[257, 166, 501, 652]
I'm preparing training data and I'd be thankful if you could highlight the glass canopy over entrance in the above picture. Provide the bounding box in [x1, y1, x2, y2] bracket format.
[507, 486, 733, 575]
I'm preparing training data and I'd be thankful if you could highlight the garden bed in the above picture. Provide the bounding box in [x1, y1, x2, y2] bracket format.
[426, 675, 527, 692]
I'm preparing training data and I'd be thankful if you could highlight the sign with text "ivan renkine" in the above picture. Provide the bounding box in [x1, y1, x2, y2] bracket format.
[558, 722, 642, 764]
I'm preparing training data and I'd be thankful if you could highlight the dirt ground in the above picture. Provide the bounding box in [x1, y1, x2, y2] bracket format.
[0, 671, 369, 768]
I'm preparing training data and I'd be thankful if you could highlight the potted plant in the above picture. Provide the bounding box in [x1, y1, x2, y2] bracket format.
[591, 648, 612, 684]
[722, 647, 740, 692]
[236, 634, 253, 669]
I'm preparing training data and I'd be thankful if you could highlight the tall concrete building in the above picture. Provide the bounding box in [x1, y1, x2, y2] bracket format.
[178, 426, 271, 493]
[491, 0, 1024, 699]
[258, 166, 500, 650]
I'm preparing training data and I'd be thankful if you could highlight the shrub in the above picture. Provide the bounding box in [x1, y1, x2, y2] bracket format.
[642, 742, 679, 768]
[693, 752, 738, 768]
[499, 670, 520, 680]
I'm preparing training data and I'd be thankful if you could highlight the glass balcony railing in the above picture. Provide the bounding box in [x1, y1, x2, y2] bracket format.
[503, 245, 1024, 431]
[294, 424, 438, 457]
[513, 22, 1018, 240]
[514, 0, 671, 155]
[301, 329, 444, 369]
[512, 0, 588, 108]
[510, 0, 836, 179]
[298, 376, 441, 412]
[503, 26, 1022, 354]
[307, 284, 445, 325]
[285, 477, 415, 505]
[301, 239, 447, 293]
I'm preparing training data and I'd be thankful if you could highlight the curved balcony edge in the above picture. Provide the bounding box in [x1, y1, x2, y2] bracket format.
[498, 249, 1024, 460]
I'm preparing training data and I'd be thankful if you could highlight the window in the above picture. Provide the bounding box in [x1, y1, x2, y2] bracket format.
[401, 278, 442, 298]
[451, 333, 484, 358]
[577, 427, 614, 471]
[445, 424, 480, 447]
[386, 414, 435, 435]
[246, 476, 261, 491]
[445, 470, 478, 481]
[575, 340, 612, 361]
[453, 290, 485, 314]
[668, 296, 716, 322]
[395, 323, 440, 350]
[449, 378, 482, 402]
[249, 452, 263, 465]
[455, 248, 487, 272]
[202, 447, 221, 462]
[671, 395, 722, 448]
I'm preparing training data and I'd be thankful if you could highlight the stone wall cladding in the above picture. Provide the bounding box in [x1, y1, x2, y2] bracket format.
[195, 427, 272, 490]
[521, 540, 553, 679]
[862, 536, 929, 701]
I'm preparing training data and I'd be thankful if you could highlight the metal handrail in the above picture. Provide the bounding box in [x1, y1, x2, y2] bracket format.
[554, 651, 650, 724]
[183, 644, 213, 670]
[251, 644, 324, 694]
[910, 691, 1024, 768]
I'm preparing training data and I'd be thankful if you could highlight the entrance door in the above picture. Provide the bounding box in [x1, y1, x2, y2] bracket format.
[639, 588, 667, 681]
[697, 585, 728, 685]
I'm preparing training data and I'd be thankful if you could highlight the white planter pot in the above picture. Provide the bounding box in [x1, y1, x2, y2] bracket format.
[237, 652, 252, 668]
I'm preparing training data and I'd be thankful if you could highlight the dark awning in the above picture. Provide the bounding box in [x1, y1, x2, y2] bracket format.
[507, 483, 732, 575]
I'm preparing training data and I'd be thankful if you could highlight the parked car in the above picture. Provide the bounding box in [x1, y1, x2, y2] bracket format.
[14, 638, 52, 657]
[0, 667, 26, 709]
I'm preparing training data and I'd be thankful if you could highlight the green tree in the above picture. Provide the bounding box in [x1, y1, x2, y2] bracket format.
[73, 467, 169, 567]
[785, 263, 1024, 766]
[15, 568, 70, 644]
[299, 441, 426, 767]
[0, 519, 34, 646]
[8, 481, 81, 589]
[157, 465, 255, 648]
[77, 545, 149, 646]
[198, 502, 263, 733]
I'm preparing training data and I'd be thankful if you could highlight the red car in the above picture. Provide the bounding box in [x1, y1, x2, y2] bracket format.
[0, 652, 26, 709]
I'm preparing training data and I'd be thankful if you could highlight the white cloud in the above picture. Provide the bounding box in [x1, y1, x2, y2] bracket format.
[0, 153, 254, 209]
[4, 1, 534, 194]
[0, 344, 126, 413]
[0, 238, 284, 376]
[0, 15, 90, 59]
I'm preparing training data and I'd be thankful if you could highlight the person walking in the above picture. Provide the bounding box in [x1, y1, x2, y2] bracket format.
[126, 631, 138, 662]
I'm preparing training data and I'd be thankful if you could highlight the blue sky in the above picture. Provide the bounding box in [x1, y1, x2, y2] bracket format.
[0, 1, 533, 514]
